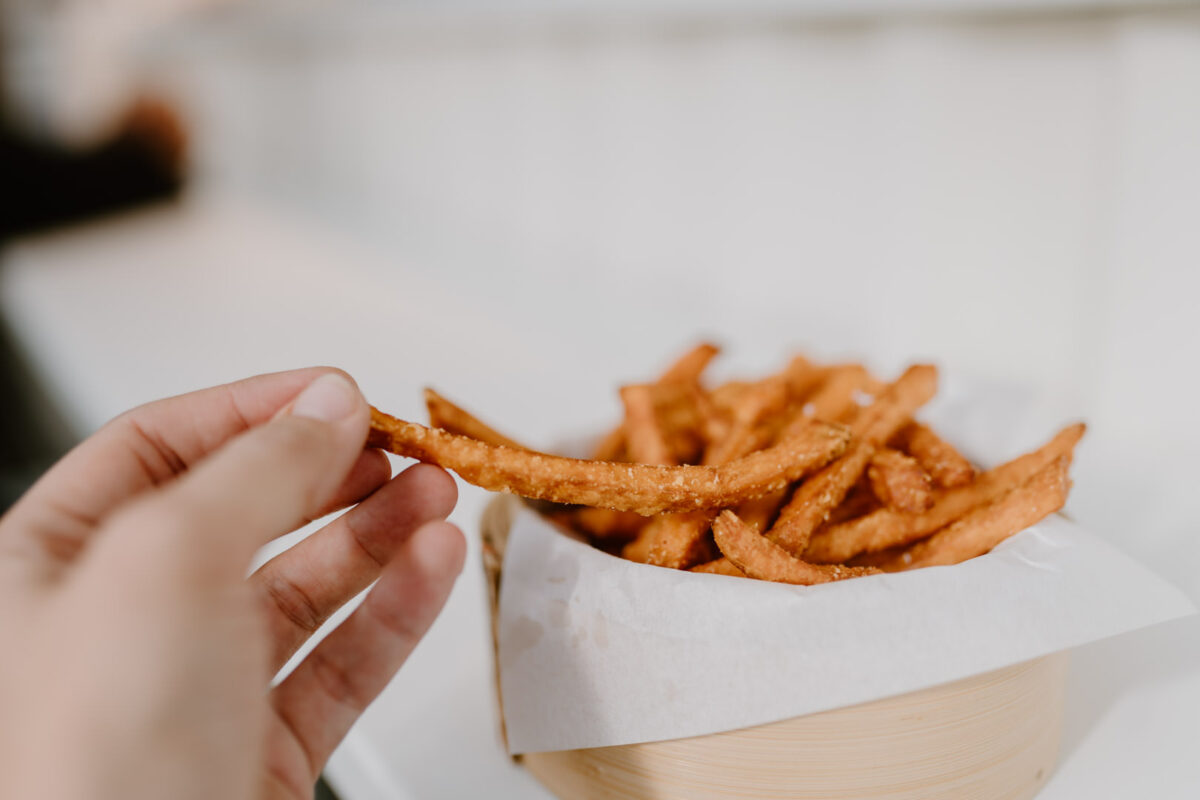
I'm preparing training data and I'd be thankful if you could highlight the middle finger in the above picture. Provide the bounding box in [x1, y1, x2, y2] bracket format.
[251, 462, 457, 671]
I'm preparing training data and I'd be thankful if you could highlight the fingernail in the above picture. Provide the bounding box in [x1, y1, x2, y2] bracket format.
[292, 374, 359, 422]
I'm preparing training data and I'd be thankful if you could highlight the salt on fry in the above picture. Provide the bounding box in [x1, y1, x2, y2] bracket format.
[803, 423, 1085, 564]
[868, 448, 934, 512]
[712, 511, 881, 585]
[876, 457, 1071, 571]
[368, 408, 850, 516]
[893, 421, 975, 488]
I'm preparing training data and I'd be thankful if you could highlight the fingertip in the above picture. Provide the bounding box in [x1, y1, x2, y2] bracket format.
[396, 462, 458, 518]
[409, 520, 467, 580]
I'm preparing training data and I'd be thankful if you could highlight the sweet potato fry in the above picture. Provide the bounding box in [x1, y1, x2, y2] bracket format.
[556, 507, 648, 541]
[765, 364, 938, 556]
[368, 407, 850, 516]
[893, 421, 975, 488]
[620, 384, 675, 466]
[876, 457, 1071, 571]
[712, 511, 880, 585]
[658, 342, 721, 384]
[641, 370, 796, 568]
[868, 448, 934, 512]
[690, 557, 747, 577]
[803, 422, 1086, 564]
[768, 441, 876, 556]
[799, 364, 871, 424]
[590, 343, 720, 461]
[851, 364, 938, 444]
[424, 388, 528, 450]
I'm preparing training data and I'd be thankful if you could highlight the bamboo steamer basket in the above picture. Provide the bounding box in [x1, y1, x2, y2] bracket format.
[482, 496, 1068, 800]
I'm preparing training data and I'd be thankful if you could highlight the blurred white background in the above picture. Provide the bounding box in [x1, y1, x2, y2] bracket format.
[3, 2, 1199, 799]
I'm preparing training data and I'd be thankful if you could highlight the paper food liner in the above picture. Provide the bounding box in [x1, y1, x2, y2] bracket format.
[493, 381, 1196, 755]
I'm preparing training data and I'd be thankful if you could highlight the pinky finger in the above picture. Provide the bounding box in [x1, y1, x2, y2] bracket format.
[265, 520, 465, 791]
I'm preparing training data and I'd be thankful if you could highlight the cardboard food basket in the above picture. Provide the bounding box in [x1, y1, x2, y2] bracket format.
[480, 493, 1192, 800]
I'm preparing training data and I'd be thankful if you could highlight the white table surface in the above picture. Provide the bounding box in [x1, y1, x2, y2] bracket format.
[2, 197, 1196, 799]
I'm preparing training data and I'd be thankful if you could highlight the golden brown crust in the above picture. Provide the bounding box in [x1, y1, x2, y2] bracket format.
[713, 511, 880, 585]
[620, 384, 676, 466]
[875, 457, 1071, 571]
[867, 448, 934, 512]
[893, 421, 975, 488]
[803, 423, 1085, 564]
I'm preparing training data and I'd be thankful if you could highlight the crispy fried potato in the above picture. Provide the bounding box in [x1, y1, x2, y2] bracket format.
[424, 388, 528, 450]
[690, 557, 747, 577]
[893, 421, 975, 488]
[620, 384, 675, 466]
[868, 448, 934, 512]
[876, 457, 1071, 571]
[368, 408, 850, 516]
[804, 423, 1085, 564]
[713, 511, 880, 585]
[766, 364, 938, 555]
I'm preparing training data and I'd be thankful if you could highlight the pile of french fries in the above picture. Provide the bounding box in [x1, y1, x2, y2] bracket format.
[368, 343, 1083, 585]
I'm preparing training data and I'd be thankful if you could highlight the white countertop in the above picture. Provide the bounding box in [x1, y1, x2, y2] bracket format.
[3, 197, 1196, 799]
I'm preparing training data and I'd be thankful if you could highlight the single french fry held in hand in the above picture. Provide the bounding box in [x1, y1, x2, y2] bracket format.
[367, 407, 850, 516]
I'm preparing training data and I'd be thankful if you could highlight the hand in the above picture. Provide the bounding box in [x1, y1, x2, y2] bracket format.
[0, 368, 465, 800]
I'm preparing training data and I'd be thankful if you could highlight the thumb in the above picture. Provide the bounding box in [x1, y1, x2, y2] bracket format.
[90, 372, 371, 582]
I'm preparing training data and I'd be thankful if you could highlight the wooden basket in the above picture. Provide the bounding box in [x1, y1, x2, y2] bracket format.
[482, 496, 1067, 800]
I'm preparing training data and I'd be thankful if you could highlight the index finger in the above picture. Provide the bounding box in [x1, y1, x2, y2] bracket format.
[0, 367, 349, 578]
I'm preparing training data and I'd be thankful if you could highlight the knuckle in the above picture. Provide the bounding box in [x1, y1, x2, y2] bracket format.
[260, 569, 325, 637]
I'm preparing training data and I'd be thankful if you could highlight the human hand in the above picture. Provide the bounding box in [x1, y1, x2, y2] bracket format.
[0, 368, 465, 800]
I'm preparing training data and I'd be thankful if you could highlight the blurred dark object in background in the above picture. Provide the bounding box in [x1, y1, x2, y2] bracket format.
[0, 317, 73, 513]
[0, 98, 187, 242]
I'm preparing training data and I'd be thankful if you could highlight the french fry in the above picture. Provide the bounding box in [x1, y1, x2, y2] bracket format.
[712, 511, 881, 585]
[424, 388, 528, 450]
[766, 364, 939, 556]
[875, 457, 1071, 571]
[797, 364, 871, 425]
[690, 556, 747, 577]
[557, 507, 648, 541]
[642, 370, 792, 569]
[768, 441, 876, 556]
[893, 421, 975, 488]
[803, 423, 1086, 564]
[868, 448, 934, 512]
[591, 344, 719, 461]
[657, 342, 721, 384]
[620, 384, 676, 466]
[368, 408, 850, 516]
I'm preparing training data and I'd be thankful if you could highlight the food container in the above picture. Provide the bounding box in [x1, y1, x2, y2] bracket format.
[481, 493, 1190, 800]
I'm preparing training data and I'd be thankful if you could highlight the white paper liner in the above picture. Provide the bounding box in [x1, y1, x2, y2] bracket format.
[497, 509, 1195, 754]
